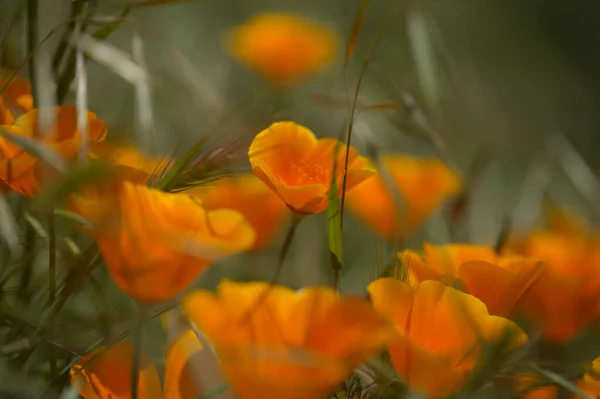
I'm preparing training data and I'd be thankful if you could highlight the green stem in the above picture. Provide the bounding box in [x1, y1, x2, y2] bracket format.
[27, 0, 38, 107]
[47, 213, 57, 379]
[131, 306, 144, 399]
[271, 213, 302, 284]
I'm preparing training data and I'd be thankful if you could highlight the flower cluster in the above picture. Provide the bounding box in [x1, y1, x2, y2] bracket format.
[2, 8, 599, 399]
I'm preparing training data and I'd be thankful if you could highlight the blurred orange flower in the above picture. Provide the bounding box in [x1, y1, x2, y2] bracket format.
[71, 331, 204, 399]
[74, 182, 256, 302]
[249, 121, 374, 214]
[70, 341, 162, 399]
[186, 173, 289, 250]
[183, 280, 395, 399]
[0, 106, 106, 196]
[368, 278, 527, 398]
[226, 13, 337, 86]
[405, 243, 544, 318]
[506, 207, 600, 342]
[0, 75, 33, 125]
[345, 154, 461, 239]
[89, 141, 167, 186]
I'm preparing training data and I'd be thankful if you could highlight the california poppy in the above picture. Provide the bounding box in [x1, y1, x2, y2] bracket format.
[74, 182, 256, 302]
[0, 75, 33, 125]
[506, 207, 600, 342]
[183, 280, 395, 399]
[186, 173, 289, 250]
[71, 331, 205, 399]
[345, 154, 460, 239]
[404, 243, 544, 318]
[70, 341, 162, 399]
[0, 106, 106, 196]
[248, 121, 374, 214]
[368, 278, 527, 398]
[226, 13, 337, 86]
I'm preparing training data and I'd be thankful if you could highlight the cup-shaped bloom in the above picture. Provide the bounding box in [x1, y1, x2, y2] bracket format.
[71, 331, 205, 399]
[183, 280, 395, 399]
[0, 75, 33, 125]
[0, 106, 106, 196]
[368, 278, 527, 398]
[70, 341, 162, 399]
[74, 182, 256, 302]
[226, 13, 337, 86]
[249, 121, 374, 214]
[186, 173, 289, 250]
[405, 243, 544, 318]
[345, 154, 461, 239]
[507, 207, 600, 342]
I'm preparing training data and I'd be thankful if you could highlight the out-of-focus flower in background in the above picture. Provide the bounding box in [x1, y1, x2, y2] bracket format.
[0, 75, 33, 125]
[183, 280, 395, 399]
[73, 182, 256, 302]
[249, 121, 374, 214]
[506, 206, 600, 342]
[70, 341, 162, 399]
[368, 278, 528, 398]
[404, 243, 544, 318]
[0, 106, 106, 196]
[345, 154, 461, 240]
[186, 173, 290, 250]
[226, 12, 338, 86]
[71, 330, 204, 399]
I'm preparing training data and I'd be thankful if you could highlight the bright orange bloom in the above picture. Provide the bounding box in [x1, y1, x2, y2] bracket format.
[345, 154, 461, 239]
[404, 243, 544, 318]
[74, 182, 256, 302]
[367, 278, 527, 398]
[186, 173, 289, 250]
[227, 13, 337, 86]
[183, 280, 395, 399]
[249, 121, 374, 214]
[0, 75, 33, 125]
[71, 331, 204, 399]
[0, 106, 106, 196]
[70, 341, 162, 399]
[506, 207, 600, 342]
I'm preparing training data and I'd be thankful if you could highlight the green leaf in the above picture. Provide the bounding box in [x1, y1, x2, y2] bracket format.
[328, 144, 343, 283]
[531, 364, 594, 399]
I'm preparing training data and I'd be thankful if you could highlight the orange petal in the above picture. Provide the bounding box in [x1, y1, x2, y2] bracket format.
[164, 330, 204, 399]
[70, 342, 162, 399]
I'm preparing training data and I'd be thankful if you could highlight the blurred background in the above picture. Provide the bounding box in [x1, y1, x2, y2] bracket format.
[2, 0, 600, 396]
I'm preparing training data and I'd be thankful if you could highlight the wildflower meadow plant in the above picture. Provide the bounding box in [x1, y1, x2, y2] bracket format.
[0, 2, 599, 399]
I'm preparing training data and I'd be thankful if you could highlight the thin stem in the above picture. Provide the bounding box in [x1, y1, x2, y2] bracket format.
[271, 213, 302, 284]
[47, 213, 57, 379]
[131, 306, 144, 399]
[27, 0, 38, 108]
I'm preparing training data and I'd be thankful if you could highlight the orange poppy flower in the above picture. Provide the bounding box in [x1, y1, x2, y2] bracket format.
[345, 154, 461, 239]
[367, 278, 527, 398]
[0, 75, 33, 125]
[71, 331, 204, 399]
[70, 341, 162, 399]
[248, 121, 374, 214]
[0, 106, 106, 196]
[226, 13, 337, 86]
[404, 243, 544, 318]
[506, 207, 600, 342]
[186, 173, 289, 250]
[74, 182, 256, 302]
[183, 280, 395, 399]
